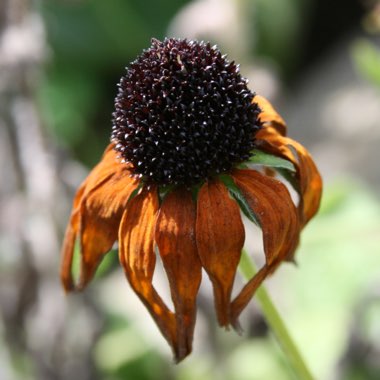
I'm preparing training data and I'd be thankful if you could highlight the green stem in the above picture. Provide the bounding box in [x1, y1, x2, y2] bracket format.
[239, 250, 315, 380]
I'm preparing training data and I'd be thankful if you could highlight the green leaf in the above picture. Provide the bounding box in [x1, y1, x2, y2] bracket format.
[219, 174, 260, 226]
[249, 149, 296, 172]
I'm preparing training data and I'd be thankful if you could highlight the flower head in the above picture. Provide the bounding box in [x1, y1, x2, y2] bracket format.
[112, 38, 261, 186]
[61, 38, 322, 362]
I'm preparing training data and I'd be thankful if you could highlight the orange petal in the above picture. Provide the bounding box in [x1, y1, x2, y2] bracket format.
[256, 126, 322, 226]
[118, 188, 178, 359]
[78, 170, 137, 289]
[81, 144, 121, 195]
[230, 169, 300, 326]
[60, 184, 86, 292]
[68, 144, 119, 220]
[155, 189, 202, 360]
[196, 180, 245, 327]
[231, 265, 270, 331]
[254, 95, 287, 136]
[60, 144, 136, 291]
[233, 169, 300, 265]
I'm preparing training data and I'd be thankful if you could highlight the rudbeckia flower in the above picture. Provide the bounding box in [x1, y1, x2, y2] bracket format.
[61, 38, 322, 362]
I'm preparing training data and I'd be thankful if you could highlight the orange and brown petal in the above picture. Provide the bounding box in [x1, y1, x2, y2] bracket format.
[230, 168, 300, 326]
[78, 170, 137, 289]
[78, 144, 122, 198]
[256, 126, 322, 226]
[155, 189, 202, 360]
[60, 144, 137, 291]
[233, 169, 300, 265]
[254, 95, 287, 136]
[118, 187, 181, 360]
[196, 180, 245, 328]
[253, 95, 322, 225]
[60, 212, 80, 292]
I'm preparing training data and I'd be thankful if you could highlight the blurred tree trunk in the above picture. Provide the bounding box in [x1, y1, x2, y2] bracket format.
[0, 1, 101, 379]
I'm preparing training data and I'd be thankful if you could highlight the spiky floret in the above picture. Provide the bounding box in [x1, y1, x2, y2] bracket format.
[112, 38, 262, 186]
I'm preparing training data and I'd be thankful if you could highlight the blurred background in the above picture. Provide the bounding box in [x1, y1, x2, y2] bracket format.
[1, 0, 380, 379]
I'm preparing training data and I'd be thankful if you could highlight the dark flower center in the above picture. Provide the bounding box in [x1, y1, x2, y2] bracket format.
[112, 38, 262, 186]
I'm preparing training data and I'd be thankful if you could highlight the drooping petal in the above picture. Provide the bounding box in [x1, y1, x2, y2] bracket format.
[233, 169, 300, 265]
[231, 265, 270, 331]
[256, 126, 322, 226]
[80, 144, 121, 195]
[60, 184, 85, 292]
[60, 222, 77, 292]
[254, 95, 287, 136]
[196, 180, 245, 327]
[118, 188, 178, 359]
[230, 169, 300, 326]
[155, 189, 202, 360]
[60, 144, 136, 291]
[78, 170, 137, 289]
[60, 184, 86, 292]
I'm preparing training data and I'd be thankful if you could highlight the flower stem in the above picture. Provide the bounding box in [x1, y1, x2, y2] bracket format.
[239, 250, 315, 380]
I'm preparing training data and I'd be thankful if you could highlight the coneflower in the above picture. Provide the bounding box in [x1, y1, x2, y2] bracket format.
[61, 38, 322, 362]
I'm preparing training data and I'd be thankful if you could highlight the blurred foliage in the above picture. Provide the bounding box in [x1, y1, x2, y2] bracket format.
[352, 39, 380, 88]
[253, 0, 306, 74]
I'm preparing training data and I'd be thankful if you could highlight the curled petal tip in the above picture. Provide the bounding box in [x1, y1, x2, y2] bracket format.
[230, 264, 270, 325]
[288, 257, 298, 266]
[60, 221, 77, 294]
[61, 280, 74, 294]
[254, 95, 287, 135]
[76, 278, 89, 292]
[232, 320, 243, 335]
[173, 345, 192, 364]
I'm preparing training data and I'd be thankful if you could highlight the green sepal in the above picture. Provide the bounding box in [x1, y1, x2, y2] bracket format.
[249, 149, 296, 172]
[158, 184, 175, 203]
[219, 174, 260, 226]
[127, 182, 144, 204]
[190, 182, 203, 202]
[276, 168, 300, 193]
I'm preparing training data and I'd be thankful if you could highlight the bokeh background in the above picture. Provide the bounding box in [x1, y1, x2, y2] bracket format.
[1, 0, 380, 379]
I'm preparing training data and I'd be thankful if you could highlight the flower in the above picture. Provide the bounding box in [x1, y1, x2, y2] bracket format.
[61, 38, 322, 362]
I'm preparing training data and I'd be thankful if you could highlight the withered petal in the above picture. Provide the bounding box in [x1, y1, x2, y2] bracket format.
[155, 189, 202, 360]
[196, 180, 245, 328]
[256, 126, 322, 226]
[80, 144, 121, 196]
[66, 144, 118, 222]
[60, 213, 79, 292]
[60, 184, 85, 292]
[233, 169, 300, 265]
[78, 170, 137, 289]
[73, 144, 122, 203]
[254, 95, 287, 136]
[118, 188, 179, 360]
[231, 265, 270, 331]
[230, 169, 300, 325]
[60, 144, 136, 291]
